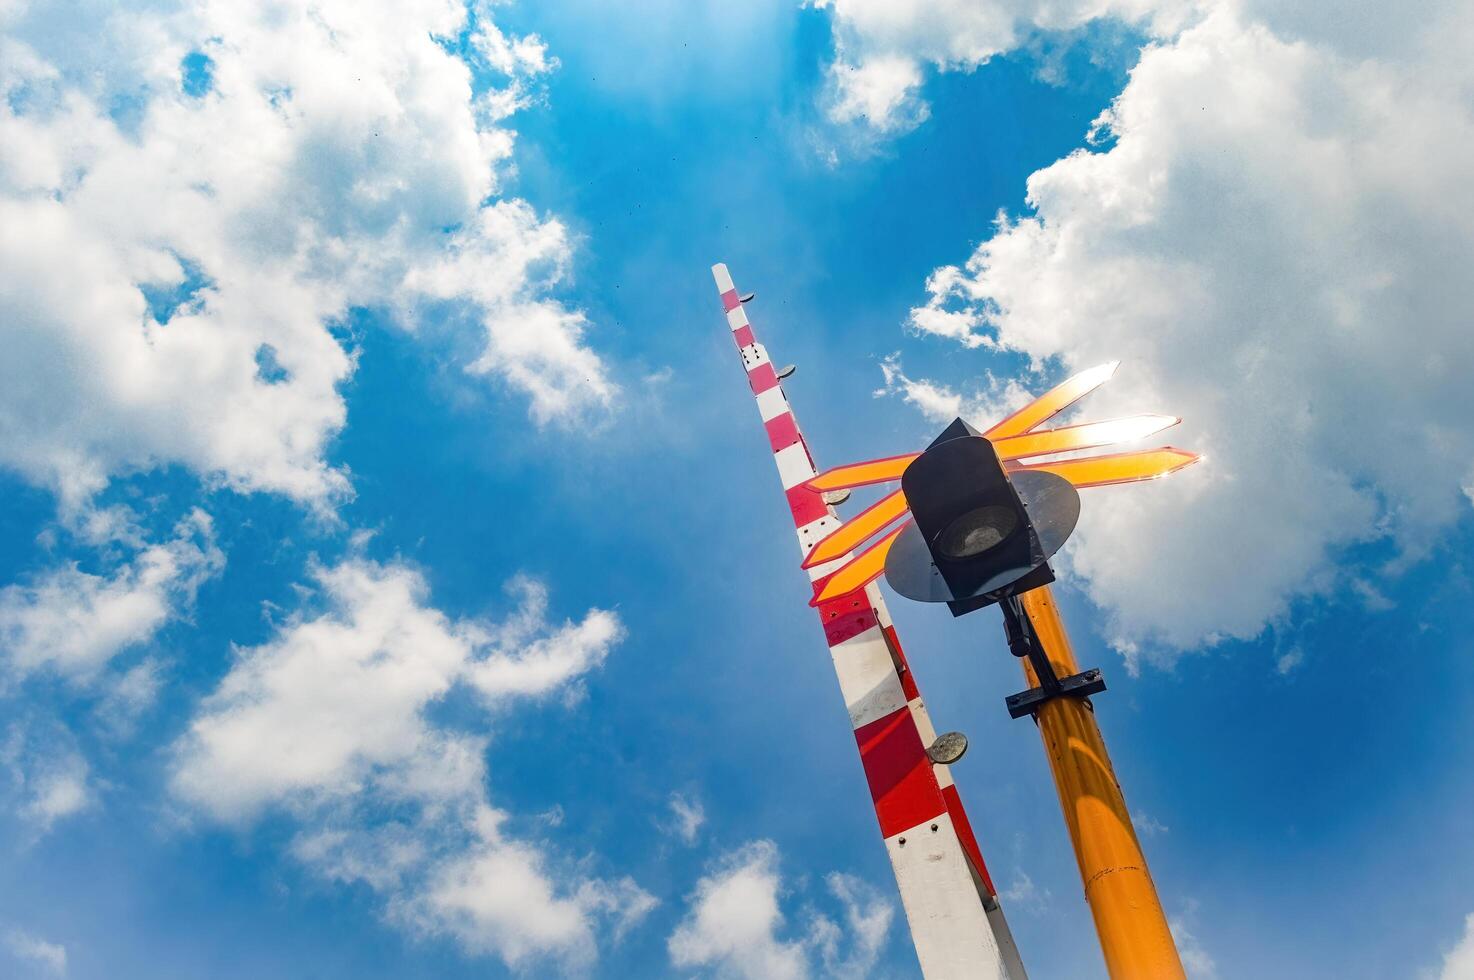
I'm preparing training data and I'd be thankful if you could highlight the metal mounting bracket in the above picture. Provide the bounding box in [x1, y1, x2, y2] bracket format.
[1005, 668, 1106, 719]
[1000, 593, 1107, 719]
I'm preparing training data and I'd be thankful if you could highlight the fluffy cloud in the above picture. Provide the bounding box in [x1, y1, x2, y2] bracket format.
[170, 558, 643, 967]
[1170, 910, 1217, 979]
[0, 510, 221, 683]
[463, 575, 623, 700]
[876, 353, 1031, 426]
[668, 841, 892, 979]
[17, 752, 91, 830]
[0, 0, 614, 510]
[0, 725, 94, 832]
[812, 0, 1198, 134]
[1439, 913, 1474, 980]
[400, 812, 657, 964]
[3, 928, 68, 977]
[812, 872, 894, 978]
[665, 792, 706, 846]
[0, 511, 218, 831]
[873, 0, 1474, 658]
[999, 870, 1050, 915]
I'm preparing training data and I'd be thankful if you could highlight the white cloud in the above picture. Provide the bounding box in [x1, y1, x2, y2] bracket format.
[1351, 578, 1395, 612]
[170, 557, 643, 967]
[811, 0, 1199, 134]
[876, 353, 1032, 427]
[1133, 810, 1169, 837]
[1170, 913, 1217, 979]
[999, 870, 1050, 915]
[0, 0, 614, 511]
[0, 724, 94, 832]
[1437, 913, 1474, 980]
[665, 792, 706, 845]
[20, 756, 91, 830]
[0, 513, 216, 833]
[1274, 648, 1304, 676]
[812, 872, 893, 979]
[94, 658, 166, 736]
[669, 841, 808, 980]
[463, 576, 622, 700]
[0, 510, 221, 683]
[4, 928, 67, 977]
[887, 1, 1474, 659]
[668, 841, 893, 980]
[170, 557, 478, 819]
[401, 810, 657, 964]
[822, 52, 929, 134]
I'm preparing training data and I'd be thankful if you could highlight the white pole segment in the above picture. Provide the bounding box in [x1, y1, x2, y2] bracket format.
[711, 264, 1027, 980]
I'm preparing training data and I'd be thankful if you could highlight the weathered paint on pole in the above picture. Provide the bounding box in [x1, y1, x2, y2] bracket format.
[711, 263, 1026, 980]
[1019, 586, 1186, 980]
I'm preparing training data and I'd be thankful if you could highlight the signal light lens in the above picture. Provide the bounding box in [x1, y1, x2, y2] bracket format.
[936, 505, 1019, 560]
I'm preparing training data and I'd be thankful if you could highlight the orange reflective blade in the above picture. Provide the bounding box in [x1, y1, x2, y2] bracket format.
[802, 489, 909, 568]
[810, 523, 907, 605]
[984, 362, 1119, 439]
[992, 414, 1180, 461]
[1009, 447, 1200, 488]
[806, 453, 918, 493]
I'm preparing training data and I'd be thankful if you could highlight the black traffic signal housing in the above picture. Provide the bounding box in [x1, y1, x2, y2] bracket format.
[883, 418, 1105, 718]
[884, 418, 1079, 617]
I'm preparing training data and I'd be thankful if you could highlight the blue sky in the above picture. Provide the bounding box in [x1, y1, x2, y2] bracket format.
[3, 1, 1474, 978]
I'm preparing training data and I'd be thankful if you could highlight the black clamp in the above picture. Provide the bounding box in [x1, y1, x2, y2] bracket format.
[1000, 594, 1106, 720]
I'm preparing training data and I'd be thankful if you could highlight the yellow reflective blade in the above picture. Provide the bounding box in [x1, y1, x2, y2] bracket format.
[992, 414, 1180, 461]
[806, 453, 918, 492]
[810, 523, 907, 605]
[802, 489, 909, 568]
[1010, 447, 1200, 488]
[984, 362, 1119, 439]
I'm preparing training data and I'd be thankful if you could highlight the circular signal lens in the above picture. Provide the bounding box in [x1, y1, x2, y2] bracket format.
[936, 505, 1018, 560]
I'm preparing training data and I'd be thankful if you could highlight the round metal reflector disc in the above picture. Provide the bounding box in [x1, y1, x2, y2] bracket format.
[926, 731, 969, 765]
[1013, 468, 1082, 560]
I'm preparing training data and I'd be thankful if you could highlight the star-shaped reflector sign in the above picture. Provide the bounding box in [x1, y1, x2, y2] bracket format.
[804, 362, 1201, 605]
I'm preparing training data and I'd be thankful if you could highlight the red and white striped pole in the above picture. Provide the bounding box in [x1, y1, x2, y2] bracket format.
[712, 264, 1027, 980]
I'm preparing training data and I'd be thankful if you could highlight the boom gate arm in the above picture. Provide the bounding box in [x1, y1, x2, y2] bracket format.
[712, 264, 1027, 980]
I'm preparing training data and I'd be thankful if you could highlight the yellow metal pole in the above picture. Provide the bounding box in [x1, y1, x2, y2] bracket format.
[1018, 586, 1185, 980]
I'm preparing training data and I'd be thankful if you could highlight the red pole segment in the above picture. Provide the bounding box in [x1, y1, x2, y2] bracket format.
[712, 264, 1027, 980]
